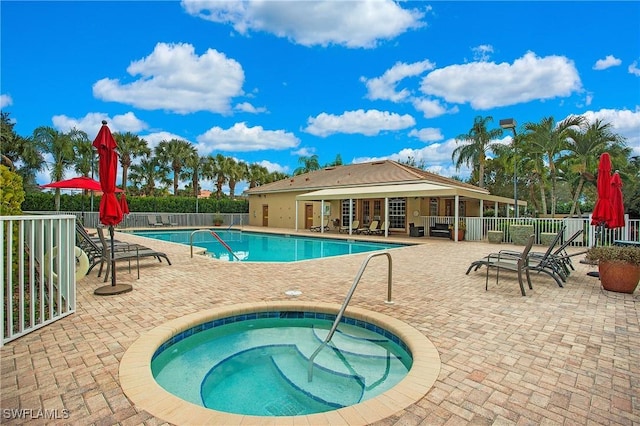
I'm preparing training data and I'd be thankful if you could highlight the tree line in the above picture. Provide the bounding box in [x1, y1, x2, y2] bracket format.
[2, 112, 638, 217]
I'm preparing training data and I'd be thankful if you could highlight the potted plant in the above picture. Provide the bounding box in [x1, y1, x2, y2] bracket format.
[585, 245, 640, 293]
[213, 214, 224, 226]
[448, 220, 466, 241]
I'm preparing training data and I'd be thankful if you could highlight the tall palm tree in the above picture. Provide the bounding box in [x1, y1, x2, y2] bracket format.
[209, 154, 233, 199]
[293, 155, 320, 175]
[154, 139, 197, 196]
[227, 159, 247, 198]
[564, 119, 625, 216]
[181, 153, 205, 198]
[452, 115, 503, 188]
[521, 115, 585, 216]
[33, 126, 75, 210]
[114, 132, 151, 191]
[246, 163, 269, 188]
[1, 112, 44, 189]
[129, 153, 170, 196]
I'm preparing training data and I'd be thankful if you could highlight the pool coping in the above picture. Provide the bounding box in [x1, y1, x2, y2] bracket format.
[119, 301, 441, 425]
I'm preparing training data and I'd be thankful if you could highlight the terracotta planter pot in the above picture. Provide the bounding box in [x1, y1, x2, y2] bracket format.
[449, 230, 465, 241]
[598, 261, 640, 294]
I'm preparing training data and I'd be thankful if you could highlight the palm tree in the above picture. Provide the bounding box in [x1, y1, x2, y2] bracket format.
[452, 116, 503, 188]
[33, 126, 75, 210]
[564, 119, 625, 216]
[114, 132, 151, 191]
[129, 153, 170, 196]
[293, 155, 320, 175]
[246, 163, 269, 188]
[208, 154, 233, 199]
[154, 139, 197, 196]
[325, 154, 343, 167]
[228, 159, 247, 198]
[521, 115, 585, 216]
[181, 153, 205, 198]
[1, 112, 44, 189]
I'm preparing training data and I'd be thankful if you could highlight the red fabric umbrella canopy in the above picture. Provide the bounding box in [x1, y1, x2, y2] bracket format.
[92, 121, 123, 227]
[119, 193, 130, 215]
[591, 153, 613, 226]
[41, 176, 123, 193]
[609, 172, 625, 229]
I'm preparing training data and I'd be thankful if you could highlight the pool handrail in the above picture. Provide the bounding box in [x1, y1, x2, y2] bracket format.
[308, 251, 393, 381]
[190, 229, 240, 261]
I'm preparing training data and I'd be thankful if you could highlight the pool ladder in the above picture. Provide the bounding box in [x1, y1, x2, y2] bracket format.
[190, 229, 240, 261]
[307, 251, 393, 381]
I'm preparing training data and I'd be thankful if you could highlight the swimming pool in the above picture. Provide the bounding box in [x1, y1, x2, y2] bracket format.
[131, 229, 406, 262]
[120, 302, 441, 425]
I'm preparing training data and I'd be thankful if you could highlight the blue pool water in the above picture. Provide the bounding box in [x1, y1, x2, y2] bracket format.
[151, 312, 412, 416]
[132, 229, 406, 262]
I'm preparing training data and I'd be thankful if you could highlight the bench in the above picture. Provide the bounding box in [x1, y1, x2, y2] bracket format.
[429, 223, 450, 238]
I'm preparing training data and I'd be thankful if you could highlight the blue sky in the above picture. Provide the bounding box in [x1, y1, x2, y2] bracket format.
[2, 1, 639, 194]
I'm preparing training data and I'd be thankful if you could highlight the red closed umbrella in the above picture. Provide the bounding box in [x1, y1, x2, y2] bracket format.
[119, 193, 130, 215]
[92, 120, 129, 295]
[609, 172, 625, 229]
[591, 152, 613, 228]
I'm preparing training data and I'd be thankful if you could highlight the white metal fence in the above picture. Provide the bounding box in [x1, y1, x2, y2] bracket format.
[32, 211, 249, 230]
[420, 215, 638, 246]
[1, 215, 77, 347]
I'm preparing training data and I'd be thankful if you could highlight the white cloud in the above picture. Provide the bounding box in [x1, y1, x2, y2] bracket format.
[140, 131, 190, 150]
[257, 159, 288, 174]
[304, 109, 415, 137]
[181, 0, 426, 48]
[234, 102, 267, 113]
[93, 42, 245, 114]
[593, 55, 621, 70]
[352, 138, 470, 178]
[411, 97, 458, 118]
[196, 122, 300, 153]
[629, 61, 640, 76]
[420, 51, 582, 109]
[408, 127, 444, 143]
[292, 147, 315, 157]
[51, 112, 148, 135]
[1, 94, 13, 108]
[361, 59, 435, 102]
[472, 44, 494, 62]
[580, 107, 640, 156]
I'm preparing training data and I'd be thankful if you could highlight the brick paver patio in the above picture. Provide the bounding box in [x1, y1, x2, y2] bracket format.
[1, 227, 638, 425]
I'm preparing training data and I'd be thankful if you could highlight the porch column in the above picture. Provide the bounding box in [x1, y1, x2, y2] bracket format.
[295, 200, 299, 231]
[320, 200, 325, 233]
[494, 201, 498, 217]
[454, 195, 459, 242]
[385, 197, 389, 237]
[349, 198, 353, 235]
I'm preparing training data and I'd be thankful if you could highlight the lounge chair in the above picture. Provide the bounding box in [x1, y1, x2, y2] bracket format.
[147, 215, 163, 227]
[310, 219, 330, 232]
[467, 234, 535, 296]
[339, 220, 359, 234]
[359, 220, 379, 235]
[479, 229, 586, 288]
[160, 214, 178, 226]
[86, 226, 172, 282]
[371, 221, 387, 235]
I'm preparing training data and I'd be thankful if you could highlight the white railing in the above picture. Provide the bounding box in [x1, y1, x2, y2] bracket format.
[421, 215, 639, 246]
[1, 215, 76, 347]
[29, 211, 249, 230]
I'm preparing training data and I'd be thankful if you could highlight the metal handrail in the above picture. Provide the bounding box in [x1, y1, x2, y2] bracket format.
[307, 251, 393, 381]
[190, 229, 240, 261]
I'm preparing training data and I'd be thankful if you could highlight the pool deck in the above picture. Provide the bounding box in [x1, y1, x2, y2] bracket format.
[1, 226, 639, 425]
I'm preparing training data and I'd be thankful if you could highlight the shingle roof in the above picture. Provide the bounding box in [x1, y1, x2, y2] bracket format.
[246, 160, 488, 194]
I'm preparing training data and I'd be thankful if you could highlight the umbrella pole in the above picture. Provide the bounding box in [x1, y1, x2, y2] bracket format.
[110, 225, 116, 287]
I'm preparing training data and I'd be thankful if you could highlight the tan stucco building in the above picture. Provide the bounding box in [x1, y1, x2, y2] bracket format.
[246, 160, 523, 237]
